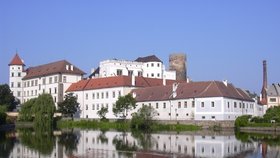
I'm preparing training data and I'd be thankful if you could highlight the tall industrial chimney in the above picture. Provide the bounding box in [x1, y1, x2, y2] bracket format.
[261, 60, 268, 104]
[169, 53, 187, 81]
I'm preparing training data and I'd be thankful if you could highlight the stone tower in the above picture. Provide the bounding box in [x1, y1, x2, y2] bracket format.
[169, 53, 187, 81]
[9, 53, 26, 104]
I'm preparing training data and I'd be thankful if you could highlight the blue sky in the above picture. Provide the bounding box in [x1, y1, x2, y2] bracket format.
[1, 1, 279, 93]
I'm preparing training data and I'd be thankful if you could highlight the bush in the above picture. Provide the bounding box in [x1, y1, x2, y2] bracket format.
[250, 116, 265, 123]
[235, 115, 251, 129]
[0, 112, 7, 125]
[263, 106, 280, 123]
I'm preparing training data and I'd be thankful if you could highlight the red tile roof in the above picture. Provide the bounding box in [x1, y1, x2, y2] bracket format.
[132, 81, 254, 102]
[23, 60, 85, 80]
[9, 53, 25, 66]
[66, 76, 177, 92]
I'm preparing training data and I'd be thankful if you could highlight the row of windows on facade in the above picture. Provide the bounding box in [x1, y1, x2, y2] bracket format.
[23, 87, 57, 97]
[11, 72, 21, 77]
[23, 95, 58, 104]
[23, 76, 67, 88]
[11, 76, 67, 88]
[85, 103, 112, 111]
[116, 69, 160, 78]
[85, 91, 122, 100]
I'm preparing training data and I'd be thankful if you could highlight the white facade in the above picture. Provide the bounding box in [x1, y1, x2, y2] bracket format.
[9, 65, 26, 104]
[94, 59, 176, 80]
[22, 74, 82, 106]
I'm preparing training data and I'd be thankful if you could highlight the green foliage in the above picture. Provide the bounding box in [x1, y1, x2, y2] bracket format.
[131, 105, 157, 131]
[58, 130, 80, 156]
[0, 84, 17, 111]
[234, 115, 251, 129]
[263, 106, 280, 123]
[18, 98, 36, 121]
[57, 93, 79, 119]
[33, 94, 56, 128]
[0, 112, 7, 125]
[97, 106, 109, 121]
[250, 116, 266, 123]
[19, 128, 55, 155]
[113, 94, 136, 120]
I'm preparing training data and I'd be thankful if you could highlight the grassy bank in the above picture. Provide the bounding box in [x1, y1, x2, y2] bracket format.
[57, 120, 201, 132]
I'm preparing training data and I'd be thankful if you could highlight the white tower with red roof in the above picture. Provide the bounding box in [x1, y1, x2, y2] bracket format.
[8, 53, 26, 104]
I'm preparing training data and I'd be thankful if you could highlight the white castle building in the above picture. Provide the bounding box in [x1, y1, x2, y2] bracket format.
[89, 55, 176, 80]
[8, 53, 85, 106]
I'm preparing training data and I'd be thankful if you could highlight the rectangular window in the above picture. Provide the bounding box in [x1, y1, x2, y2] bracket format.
[54, 87, 57, 94]
[157, 63, 160, 67]
[54, 76, 58, 83]
[117, 69, 123, 76]
[92, 93, 95, 99]
[97, 93, 99, 99]
[234, 102, 237, 108]
[39, 84, 41, 90]
[23, 82, 26, 88]
[106, 92, 109, 98]
[178, 102, 181, 108]
[211, 116, 216, 119]
[86, 93, 88, 100]
[201, 102, 204, 108]
[18, 72, 21, 77]
[202, 116, 205, 119]
[211, 101, 215, 107]
[128, 70, 133, 76]
[35, 90, 37, 96]
[184, 101, 187, 108]
[49, 88, 52, 94]
[157, 73, 160, 77]
[151, 73, 154, 77]
[49, 77, 52, 84]
[97, 104, 99, 110]
[156, 103, 159, 109]
[270, 98, 277, 102]
[192, 101, 195, 107]
[11, 82, 14, 88]
[27, 81, 30, 87]
[63, 76, 67, 83]
[92, 104, 95, 110]
[101, 92, 104, 99]
[43, 78, 46, 85]
[239, 103, 242, 108]
[35, 80, 38, 86]
[31, 80, 34, 86]
[163, 102, 166, 109]
[138, 71, 143, 77]
[17, 82, 21, 88]
[151, 63, 154, 67]
[17, 91, 21, 97]
[118, 91, 121, 96]
[112, 91, 115, 98]
[86, 105, 88, 110]
[228, 102, 230, 108]
[11, 72, 14, 77]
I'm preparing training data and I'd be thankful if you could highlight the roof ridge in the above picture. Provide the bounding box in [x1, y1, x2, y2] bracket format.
[196, 81, 215, 97]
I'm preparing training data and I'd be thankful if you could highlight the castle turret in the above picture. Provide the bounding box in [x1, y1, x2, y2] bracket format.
[9, 53, 26, 104]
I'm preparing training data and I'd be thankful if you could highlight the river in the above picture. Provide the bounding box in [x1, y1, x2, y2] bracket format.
[0, 129, 279, 158]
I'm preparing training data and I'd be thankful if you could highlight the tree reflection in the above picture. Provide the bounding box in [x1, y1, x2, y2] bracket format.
[18, 126, 55, 156]
[0, 131, 16, 158]
[113, 132, 138, 157]
[97, 130, 108, 144]
[131, 131, 156, 150]
[235, 131, 280, 146]
[58, 129, 80, 156]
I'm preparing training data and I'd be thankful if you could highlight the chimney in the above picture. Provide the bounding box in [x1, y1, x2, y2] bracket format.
[132, 74, 136, 86]
[172, 83, 178, 98]
[261, 60, 268, 104]
[163, 75, 166, 86]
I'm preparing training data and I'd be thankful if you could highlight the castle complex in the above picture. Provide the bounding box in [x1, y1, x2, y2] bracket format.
[8, 53, 275, 121]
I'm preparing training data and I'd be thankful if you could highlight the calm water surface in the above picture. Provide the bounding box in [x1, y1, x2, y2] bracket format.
[0, 129, 279, 158]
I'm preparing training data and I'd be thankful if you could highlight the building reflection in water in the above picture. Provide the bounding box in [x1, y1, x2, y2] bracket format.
[5, 130, 280, 158]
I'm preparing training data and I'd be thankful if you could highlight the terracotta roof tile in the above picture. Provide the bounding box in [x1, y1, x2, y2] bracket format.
[23, 60, 85, 80]
[66, 76, 177, 92]
[133, 81, 254, 102]
[9, 53, 25, 66]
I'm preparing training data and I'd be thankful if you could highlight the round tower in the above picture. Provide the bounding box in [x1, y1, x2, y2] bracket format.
[9, 53, 25, 104]
[169, 53, 187, 81]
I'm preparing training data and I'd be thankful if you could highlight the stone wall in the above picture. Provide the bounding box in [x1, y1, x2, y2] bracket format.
[157, 120, 235, 128]
[169, 53, 187, 81]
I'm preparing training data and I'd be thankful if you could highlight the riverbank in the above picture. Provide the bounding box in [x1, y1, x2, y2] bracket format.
[57, 120, 202, 132]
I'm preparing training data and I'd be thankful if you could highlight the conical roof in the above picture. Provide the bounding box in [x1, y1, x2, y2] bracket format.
[9, 53, 25, 66]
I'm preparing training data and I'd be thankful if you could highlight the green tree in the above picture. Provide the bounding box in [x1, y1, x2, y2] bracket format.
[113, 94, 136, 120]
[235, 115, 251, 129]
[263, 106, 280, 123]
[32, 94, 56, 128]
[0, 106, 7, 125]
[131, 105, 158, 131]
[18, 98, 36, 121]
[0, 84, 17, 111]
[97, 106, 108, 121]
[57, 93, 79, 119]
[58, 130, 80, 156]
